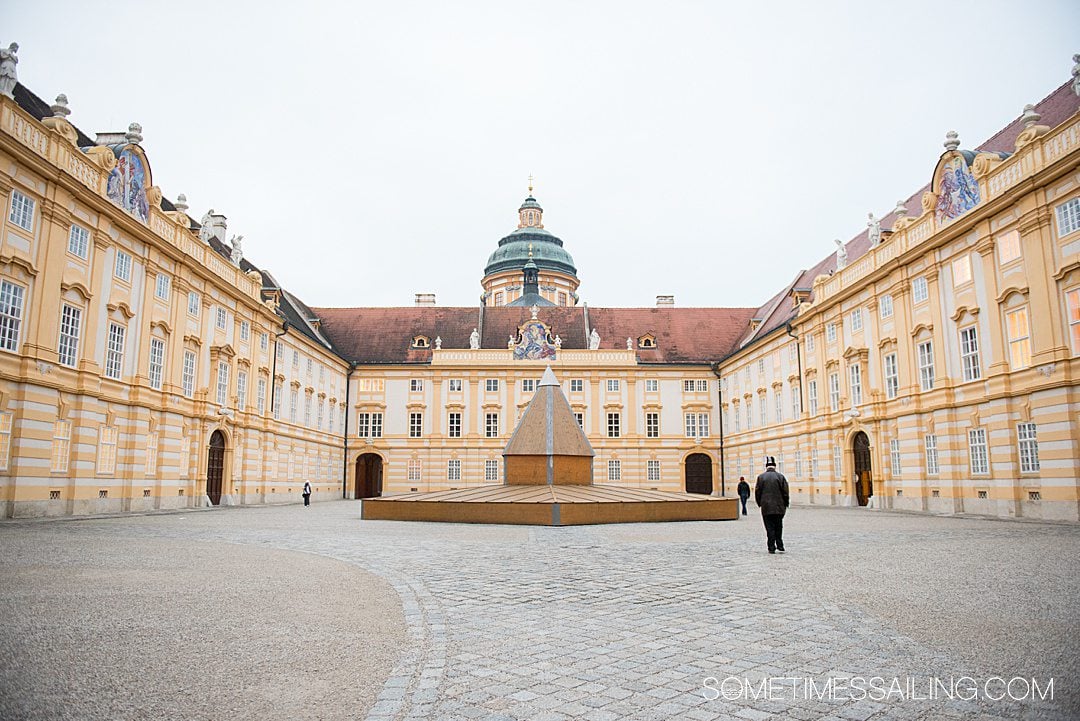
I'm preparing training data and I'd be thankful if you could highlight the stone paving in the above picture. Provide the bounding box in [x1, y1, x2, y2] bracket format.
[2, 500, 1077, 720]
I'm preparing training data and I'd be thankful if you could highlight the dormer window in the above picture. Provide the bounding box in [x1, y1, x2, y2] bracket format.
[412, 335, 430, 349]
[638, 335, 657, 349]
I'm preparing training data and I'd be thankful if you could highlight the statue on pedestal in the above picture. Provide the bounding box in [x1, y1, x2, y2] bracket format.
[589, 328, 600, 350]
[834, 239, 848, 270]
[0, 43, 18, 99]
[469, 328, 480, 349]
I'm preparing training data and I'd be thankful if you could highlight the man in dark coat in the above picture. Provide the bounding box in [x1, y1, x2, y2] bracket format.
[736, 476, 751, 516]
[754, 456, 789, 554]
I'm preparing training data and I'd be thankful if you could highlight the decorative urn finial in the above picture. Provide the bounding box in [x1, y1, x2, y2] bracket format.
[943, 130, 960, 152]
[893, 200, 908, 218]
[174, 193, 189, 212]
[1021, 103, 1041, 128]
[125, 122, 143, 145]
[50, 94, 71, 119]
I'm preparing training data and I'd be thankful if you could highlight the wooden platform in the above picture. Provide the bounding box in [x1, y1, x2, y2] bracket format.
[361, 484, 738, 526]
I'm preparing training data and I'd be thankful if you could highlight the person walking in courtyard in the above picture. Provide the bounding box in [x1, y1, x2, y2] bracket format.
[302, 481, 312, 507]
[754, 456, 789, 554]
[737, 476, 751, 516]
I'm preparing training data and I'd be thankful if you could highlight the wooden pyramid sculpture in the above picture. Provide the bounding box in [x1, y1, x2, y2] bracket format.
[503, 366, 594, 486]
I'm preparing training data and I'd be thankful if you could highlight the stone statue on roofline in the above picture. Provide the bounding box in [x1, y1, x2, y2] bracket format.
[229, 234, 243, 264]
[199, 210, 214, 243]
[834, 239, 848, 270]
[1073, 53, 1080, 98]
[589, 328, 600, 350]
[867, 212, 881, 248]
[554, 334, 562, 349]
[435, 336, 442, 350]
[627, 337, 633, 351]
[0, 43, 18, 99]
[469, 328, 480, 349]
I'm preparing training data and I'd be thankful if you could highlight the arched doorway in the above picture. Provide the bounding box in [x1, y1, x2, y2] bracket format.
[206, 430, 225, 506]
[355, 453, 383, 499]
[685, 453, 713, 495]
[853, 431, 873, 506]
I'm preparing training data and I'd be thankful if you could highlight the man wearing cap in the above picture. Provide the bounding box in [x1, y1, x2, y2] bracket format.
[754, 456, 789, 554]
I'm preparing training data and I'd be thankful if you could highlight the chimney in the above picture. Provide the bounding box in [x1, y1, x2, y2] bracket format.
[415, 293, 436, 307]
[209, 213, 227, 244]
[656, 295, 675, 307]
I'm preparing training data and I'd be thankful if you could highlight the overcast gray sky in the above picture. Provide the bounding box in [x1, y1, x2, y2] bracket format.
[7, 1, 1078, 309]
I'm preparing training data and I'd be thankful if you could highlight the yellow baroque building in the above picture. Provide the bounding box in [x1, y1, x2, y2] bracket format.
[1, 49, 1078, 521]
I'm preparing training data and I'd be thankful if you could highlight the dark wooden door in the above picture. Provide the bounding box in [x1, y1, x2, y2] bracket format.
[685, 453, 713, 495]
[355, 454, 383, 498]
[207, 431, 225, 506]
[853, 431, 872, 506]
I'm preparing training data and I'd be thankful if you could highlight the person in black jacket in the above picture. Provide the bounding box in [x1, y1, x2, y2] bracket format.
[736, 476, 751, 516]
[754, 456, 789, 554]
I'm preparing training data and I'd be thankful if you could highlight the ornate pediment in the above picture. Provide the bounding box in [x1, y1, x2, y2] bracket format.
[931, 149, 982, 226]
[512, 318, 556, 361]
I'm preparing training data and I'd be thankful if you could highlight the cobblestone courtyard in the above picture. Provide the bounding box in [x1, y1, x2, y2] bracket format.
[1, 501, 1077, 720]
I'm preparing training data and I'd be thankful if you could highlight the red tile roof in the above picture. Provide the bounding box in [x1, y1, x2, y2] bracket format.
[313, 305, 758, 365]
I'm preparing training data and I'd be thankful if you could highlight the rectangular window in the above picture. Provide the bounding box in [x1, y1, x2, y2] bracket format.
[356, 412, 383, 438]
[558, 291, 567, 306]
[216, 361, 230, 405]
[733, 403, 741, 432]
[644, 379, 658, 393]
[745, 401, 752, 430]
[759, 396, 766, 426]
[1017, 423, 1040, 473]
[273, 381, 282, 419]
[806, 334, 815, 352]
[1006, 307, 1033, 368]
[216, 307, 227, 330]
[187, 291, 200, 316]
[684, 412, 710, 438]
[848, 364, 862, 406]
[952, 255, 972, 286]
[407, 459, 422, 483]
[1055, 196, 1080, 236]
[0, 280, 25, 352]
[917, 341, 935, 391]
[485, 379, 498, 392]
[304, 395, 312, 426]
[912, 276, 929, 303]
[306, 358, 313, 378]
[606, 379, 620, 392]
[775, 391, 783, 423]
[833, 444, 841, 479]
[828, 373, 840, 412]
[257, 378, 267, 415]
[521, 379, 536, 392]
[182, 350, 196, 398]
[880, 352, 898, 399]
[485, 459, 499, 482]
[51, 420, 72, 473]
[826, 323, 837, 343]
[145, 433, 158, 476]
[289, 388, 298, 423]
[291, 350, 299, 368]
[573, 412, 584, 429]
[237, 370, 248, 409]
[607, 459, 621, 481]
[155, 273, 171, 301]
[148, 338, 165, 390]
[114, 250, 132, 282]
[683, 380, 695, 392]
[58, 304, 82, 367]
[850, 308, 863, 332]
[647, 459, 660, 482]
[811, 448, 819, 477]
[1067, 289, 1080, 355]
[794, 450, 802, 477]
[880, 294, 894, 319]
[757, 359, 765, 376]
[68, 224, 89, 259]
[259, 332, 268, 351]
[791, 384, 801, 418]
[105, 323, 126, 379]
[448, 378, 462, 392]
[409, 378, 423, 392]
[925, 434, 939, 475]
[9, 190, 34, 231]
[239, 320, 250, 342]
[97, 426, 117, 475]
[890, 439, 901, 476]
[447, 459, 461, 481]
[409, 412, 423, 438]
[959, 326, 981, 381]
[275, 342, 284, 362]
[570, 379, 583, 393]
[997, 230, 1021, 264]
[485, 412, 499, 438]
[448, 412, 461, 438]
[808, 380, 818, 416]
[327, 402, 334, 432]
[645, 412, 659, 438]
[607, 412, 621, 438]
[968, 428, 989, 475]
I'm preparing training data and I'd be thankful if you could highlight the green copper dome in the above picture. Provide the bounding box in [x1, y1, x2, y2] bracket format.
[484, 195, 578, 278]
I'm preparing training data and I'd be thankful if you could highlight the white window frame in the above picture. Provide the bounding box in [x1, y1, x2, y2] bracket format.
[522, 379, 536, 392]
[890, 439, 901, 476]
[607, 412, 621, 438]
[884, 352, 899, 399]
[51, 420, 72, 473]
[968, 428, 989, 475]
[645, 412, 659, 438]
[239, 320, 250, 342]
[880, 294, 893, 319]
[114, 250, 132, 282]
[1017, 423, 1040, 473]
[607, 459, 621, 481]
[828, 372, 840, 412]
[447, 459, 461, 482]
[104, 323, 126, 380]
[848, 364, 862, 406]
[148, 337, 166, 390]
[647, 459, 660, 482]
[68, 224, 90, 259]
[826, 323, 837, 343]
[448, 412, 462, 438]
[448, 378, 462, 392]
[410, 378, 424, 392]
[485, 412, 499, 438]
[257, 377, 267, 415]
[570, 379, 583, 393]
[606, 379, 620, 393]
[1055, 196, 1080, 237]
[187, 291, 200, 317]
[850, 308, 863, 332]
[807, 380, 818, 416]
[925, 434, 939, 475]
[997, 230, 1021, 265]
[409, 412, 423, 438]
[237, 370, 248, 409]
[0, 279, 26, 352]
[182, 350, 197, 398]
[97, 426, 118, 475]
[216, 361, 230, 406]
[952, 254, 972, 286]
[216, 306, 227, 330]
[912, 276, 929, 304]
[959, 326, 981, 381]
[774, 391, 783, 424]
[1006, 306, 1033, 368]
[485, 378, 499, 393]
[407, 459, 422, 483]
[485, 459, 499, 482]
[155, 273, 171, 301]
[917, 341, 935, 391]
[644, 379, 658, 393]
[58, 303, 82, 367]
[8, 190, 34, 231]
